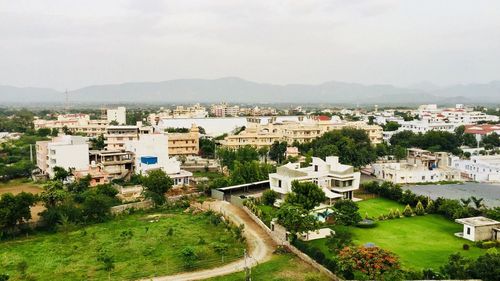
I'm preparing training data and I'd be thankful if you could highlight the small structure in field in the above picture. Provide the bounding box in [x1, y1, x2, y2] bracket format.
[455, 216, 500, 242]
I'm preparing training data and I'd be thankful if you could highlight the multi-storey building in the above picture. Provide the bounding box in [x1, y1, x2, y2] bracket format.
[211, 103, 240, 117]
[221, 117, 383, 149]
[167, 124, 200, 156]
[105, 107, 126, 125]
[124, 134, 192, 186]
[451, 155, 500, 182]
[372, 148, 462, 184]
[269, 156, 360, 202]
[104, 123, 152, 151]
[36, 135, 90, 178]
[148, 104, 208, 125]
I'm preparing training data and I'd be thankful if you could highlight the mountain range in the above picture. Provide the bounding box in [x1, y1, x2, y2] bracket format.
[1, 77, 499, 105]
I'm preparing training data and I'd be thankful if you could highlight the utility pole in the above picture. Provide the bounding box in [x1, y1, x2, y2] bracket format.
[65, 89, 69, 112]
[244, 249, 251, 281]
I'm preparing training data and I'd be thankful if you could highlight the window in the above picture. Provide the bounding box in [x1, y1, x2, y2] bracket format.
[467, 227, 471, 235]
[314, 165, 318, 172]
[278, 180, 282, 188]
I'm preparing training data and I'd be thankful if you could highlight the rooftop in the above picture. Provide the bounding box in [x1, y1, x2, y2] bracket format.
[455, 216, 500, 227]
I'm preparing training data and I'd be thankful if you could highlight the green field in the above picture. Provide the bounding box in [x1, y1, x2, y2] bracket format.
[0, 209, 245, 281]
[206, 253, 330, 281]
[309, 198, 487, 270]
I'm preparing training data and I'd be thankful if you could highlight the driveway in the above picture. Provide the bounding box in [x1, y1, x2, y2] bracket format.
[140, 200, 276, 281]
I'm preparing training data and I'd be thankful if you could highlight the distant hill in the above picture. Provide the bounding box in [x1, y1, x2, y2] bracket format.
[1, 78, 499, 105]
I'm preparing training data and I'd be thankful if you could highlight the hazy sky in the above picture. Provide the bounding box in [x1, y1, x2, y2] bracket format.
[1, 0, 499, 90]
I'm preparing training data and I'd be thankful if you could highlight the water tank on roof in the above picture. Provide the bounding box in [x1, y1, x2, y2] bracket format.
[141, 156, 158, 165]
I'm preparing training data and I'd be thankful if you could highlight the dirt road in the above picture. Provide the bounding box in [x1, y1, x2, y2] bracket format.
[141, 200, 276, 281]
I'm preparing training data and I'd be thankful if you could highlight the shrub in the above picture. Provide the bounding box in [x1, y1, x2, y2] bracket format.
[425, 198, 435, 213]
[480, 241, 497, 249]
[415, 201, 425, 216]
[378, 214, 385, 221]
[262, 190, 279, 206]
[356, 219, 377, 228]
[463, 244, 470, 250]
[387, 209, 394, 219]
[394, 208, 402, 218]
[403, 204, 413, 217]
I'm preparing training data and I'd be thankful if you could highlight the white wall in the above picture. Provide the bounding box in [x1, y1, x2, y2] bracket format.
[47, 143, 89, 178]
[107, 107, 126, 125]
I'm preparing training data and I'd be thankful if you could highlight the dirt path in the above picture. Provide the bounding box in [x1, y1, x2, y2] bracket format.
[141, 200, 276, 281]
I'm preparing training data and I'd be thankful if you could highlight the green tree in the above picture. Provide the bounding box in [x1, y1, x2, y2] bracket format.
[285, 181, 326, 211]
[470, 252, 500, 281]
[440, 253, 472, 280]
[415, 201, 425, 216]
[332, 200, 362, 226]
[141, 170, 174, 207]
[269, 141, 287, 164]
[53, 166, 70, 182]
[403, 204, 413, 217]
[383, 121, 401, 131]
[90, 134, 106, 150]
[276, 203, 319, 237]
[261, 190, 279, 206]
[0, 192, 37, 236]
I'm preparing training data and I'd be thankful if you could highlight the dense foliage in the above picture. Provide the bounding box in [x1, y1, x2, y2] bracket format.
[0, 192, 37, 237]
[339, 246, 400, 280]
[141, 169, 174, 207]
[298, 128, 377, 167]
[0, 135, 48, 181]
[285, 181, 326, 211]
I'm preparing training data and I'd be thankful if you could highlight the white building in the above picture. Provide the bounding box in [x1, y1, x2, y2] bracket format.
[397, 120, 456, 134]
[106, 107, 126, 125]
[372, 148, 462, 184]
[36, 135, 90, 178]
[124, 134, 192, 186]
[269, 156, 360, 202]
[451, 155, 500, 182]
[455, 216, 500, 242]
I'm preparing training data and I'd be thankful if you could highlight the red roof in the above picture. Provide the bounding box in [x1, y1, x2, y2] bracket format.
[464, 124, 500, 135]
[316, 115, 331, 121]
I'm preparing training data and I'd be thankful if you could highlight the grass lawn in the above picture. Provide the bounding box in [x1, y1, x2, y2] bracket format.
[309, 198, 488, 271]
[357, 197, 405, 218]
[0, 209, 245, 281]
[205, 253, 331, 281]
[0, 179, 43, 195]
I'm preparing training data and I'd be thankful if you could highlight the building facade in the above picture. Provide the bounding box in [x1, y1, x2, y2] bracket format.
[36, 135, 90, 178]
[269, 156, 360, 203]
[451, 155, 500, 182]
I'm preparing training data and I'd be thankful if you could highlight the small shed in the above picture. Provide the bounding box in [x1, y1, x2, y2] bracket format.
[455, 216, 500, 242]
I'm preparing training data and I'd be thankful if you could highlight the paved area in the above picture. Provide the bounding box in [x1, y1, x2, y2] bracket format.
[406, 183, 500, 208]
[141, 200, 276, 281]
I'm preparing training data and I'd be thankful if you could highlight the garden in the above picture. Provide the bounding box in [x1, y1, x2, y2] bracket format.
[0, 207, 246, 281]
[308, 197, 488, 270]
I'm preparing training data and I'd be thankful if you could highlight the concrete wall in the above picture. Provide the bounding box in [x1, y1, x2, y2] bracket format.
[110, 200, 153, 214]
[475, 225, 500, 241]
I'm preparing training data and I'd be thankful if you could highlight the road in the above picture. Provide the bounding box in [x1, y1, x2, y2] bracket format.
[140, 200, 276, 281]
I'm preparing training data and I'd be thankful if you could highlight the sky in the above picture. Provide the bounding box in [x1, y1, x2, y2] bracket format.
[0, 0, 499, 90]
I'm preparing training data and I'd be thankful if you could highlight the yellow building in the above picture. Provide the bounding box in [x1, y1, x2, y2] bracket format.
[222, 117, 383, 149]
[167, 124, 200, 156]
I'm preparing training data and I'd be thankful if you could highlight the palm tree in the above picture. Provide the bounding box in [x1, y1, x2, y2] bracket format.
[470, 196, 484, 210]
[460, 198, 471, 207]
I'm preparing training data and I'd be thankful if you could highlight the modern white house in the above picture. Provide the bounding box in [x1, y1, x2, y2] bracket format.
[269, 156, 360, 203]
[451, 155, 500, 182]
[124, 134, 192, 186]
[36, 135, 90, 178]
[455, 216, 500, 242]
[372, 148, 462, 184]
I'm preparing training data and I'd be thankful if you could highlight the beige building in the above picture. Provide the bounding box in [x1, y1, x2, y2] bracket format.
[221, 117, 383, 149]
[167, 124, 200, 156]
[104, 124, 152, 151]
[455, 216, 500, 242]
[34, 114, 109, 137]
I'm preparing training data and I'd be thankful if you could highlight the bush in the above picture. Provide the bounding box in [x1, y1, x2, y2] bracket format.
[394, 208, 402, 218]
[480, 241, 497, 249]
[356, 219, 377, 228]
[403, 204, 413, 217]
[463, 244, 470, 250]
[415, 201, 425, 216]
[261, 190, 279, 206]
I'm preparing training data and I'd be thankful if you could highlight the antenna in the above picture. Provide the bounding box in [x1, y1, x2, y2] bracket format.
[65, 89, 69, 112]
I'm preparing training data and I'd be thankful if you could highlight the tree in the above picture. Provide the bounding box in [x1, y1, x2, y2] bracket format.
[141, 170, 174, 207]
[199, 138, 215, 158]
[90, 134, 106, 150]
[393, 145, 407, 161]
[257, 146, 269, 163]
[470, 196, 484, 210]
[50, 128, 59, 137]
[440, 253, 472, 280]
[276, 203, 319, 237]
[269, 141, 287, 164]
[403, 204, 413, 217]
[261, 189, 278, 206]
[338, 246, 400, 280]
[285, 181, 326, 211]
[0, 274, 9, 281]
[81, 193, 114, 223]
[332, 200, 362, 226]
[53, 166, 70, 182]
[414, 201, 425, 216]
[37, 128, 51, 137]
[0, 192, 37, 236]
[470, 252, 500, 281]
[383, 121, 401, 132]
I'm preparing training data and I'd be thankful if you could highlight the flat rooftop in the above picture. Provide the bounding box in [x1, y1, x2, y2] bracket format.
[455, 216, 500, 227]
